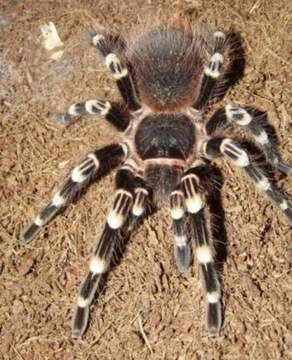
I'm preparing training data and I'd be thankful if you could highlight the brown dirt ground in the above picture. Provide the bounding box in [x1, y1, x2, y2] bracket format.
[1, 0, 292, 359]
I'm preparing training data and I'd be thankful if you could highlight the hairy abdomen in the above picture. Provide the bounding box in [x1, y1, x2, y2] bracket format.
[128, 28, 205, 111]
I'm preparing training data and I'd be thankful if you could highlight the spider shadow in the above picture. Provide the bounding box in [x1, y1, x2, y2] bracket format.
[205, 165, 228, 271]
[212, 30, 246, 103]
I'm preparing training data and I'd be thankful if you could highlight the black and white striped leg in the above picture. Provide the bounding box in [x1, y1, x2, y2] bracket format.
[72, 224, 118, 339]
[121, 175, 151, 236]
[170, 190, 191, 272]
[19, 144, 126, 244]
[51, 100, 130, 131]
[132, 176, 149, 217]
[72, 168, 148, 339]
[203, 137, 292, 224]
[206, 105, 292, 175]
[88, 29, 140, 111]
[180, 171, 221, 335]
[193, 31, 226, 109]
[191, 210, 221, 336]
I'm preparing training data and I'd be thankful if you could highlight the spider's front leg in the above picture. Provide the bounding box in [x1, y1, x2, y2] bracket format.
[203, 137, 292, 224]
[206, 105, 292, 175]
[19, 144, 126, 243]
[72, 166, 149, 339]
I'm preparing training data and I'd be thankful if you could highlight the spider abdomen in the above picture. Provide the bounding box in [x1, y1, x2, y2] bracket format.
[129, 28, 205, 111]
[135, 113, 196, 160]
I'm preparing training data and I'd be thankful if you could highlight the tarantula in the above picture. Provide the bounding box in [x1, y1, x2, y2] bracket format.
[19, 21, 292, 339]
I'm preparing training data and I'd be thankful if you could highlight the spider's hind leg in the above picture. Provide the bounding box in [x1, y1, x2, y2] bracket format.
[19, 144, 126, 244]
[87, 27, 140, 111]
[72, 166, 149, 339]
